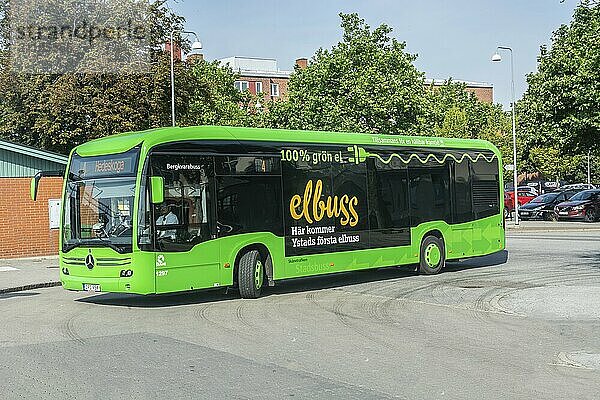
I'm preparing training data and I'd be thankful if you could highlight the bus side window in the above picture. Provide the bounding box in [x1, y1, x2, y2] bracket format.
[216, 175, 282, 236]
[409, 165, 451, 226]
[367, 158, 409, 230]
[470, 158, 500, 219]
[367, 157, 411, 248]
[452, 160, 474, 223]
[215, 155, 283, 237]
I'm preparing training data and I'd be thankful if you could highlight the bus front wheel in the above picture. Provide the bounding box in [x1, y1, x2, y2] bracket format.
[419, 235, 445, 275]
[238, 250, 264, 299]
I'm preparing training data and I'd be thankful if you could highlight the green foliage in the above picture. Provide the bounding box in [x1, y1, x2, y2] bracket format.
[180, 60, 256, 127]
[520, 1, 600, 168]
[0, 9, 512, 157]
[423, 80, 514, 170]
[263, 13, 427, 134]
[528, 146, 584, 182]
[0, 0, 186, 153]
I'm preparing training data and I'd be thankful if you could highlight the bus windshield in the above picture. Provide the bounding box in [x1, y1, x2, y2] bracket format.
[63, 148, 140, 253]
[63, 177, 136, 253]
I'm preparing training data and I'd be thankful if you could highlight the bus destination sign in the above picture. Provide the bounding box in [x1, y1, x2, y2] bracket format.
[71, 150, 138, 179]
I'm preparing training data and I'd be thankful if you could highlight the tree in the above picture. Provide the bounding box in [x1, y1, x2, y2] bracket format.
[180, 60, 257, 127]
[0, 0, 186, 153]
[426, 80, 504, 139]
[528, 146, 584, 182]
[520, 1, 600, 158]
[264, 13, 427, 134]
[424, 80, 516, 175]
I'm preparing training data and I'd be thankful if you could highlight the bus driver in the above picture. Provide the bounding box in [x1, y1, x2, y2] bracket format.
[156, 204, 179, 240]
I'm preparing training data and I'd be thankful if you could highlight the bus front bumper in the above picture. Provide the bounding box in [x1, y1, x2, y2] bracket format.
[61, 274, 155, 295]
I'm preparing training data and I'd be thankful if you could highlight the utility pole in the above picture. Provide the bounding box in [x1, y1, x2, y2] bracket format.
[588, 150, 592, 186]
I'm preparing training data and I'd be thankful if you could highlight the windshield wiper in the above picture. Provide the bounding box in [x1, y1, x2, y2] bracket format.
[65, 238, 127, 253]
[90, 237, 125, 253]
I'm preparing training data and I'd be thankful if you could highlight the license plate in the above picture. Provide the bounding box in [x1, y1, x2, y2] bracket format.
[83, 283, 101, 292]
[559, 211, 568, 216]
[521, 211, 530, 216]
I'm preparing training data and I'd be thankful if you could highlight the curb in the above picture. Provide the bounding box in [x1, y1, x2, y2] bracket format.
[506, 227, 600, 233]
[0, 281, 61, 295]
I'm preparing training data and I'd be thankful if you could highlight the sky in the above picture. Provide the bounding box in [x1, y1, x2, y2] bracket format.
[168, 0, 581, 109]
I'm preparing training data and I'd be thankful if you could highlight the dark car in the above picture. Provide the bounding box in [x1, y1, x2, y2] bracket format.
[518, 190, 580, 221]
[554, 189, 600, 222]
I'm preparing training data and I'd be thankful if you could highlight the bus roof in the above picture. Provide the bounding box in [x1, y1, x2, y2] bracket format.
[74, 125, 500, 157]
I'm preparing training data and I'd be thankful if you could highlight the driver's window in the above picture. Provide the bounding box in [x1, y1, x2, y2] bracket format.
[148, 154, 213, 252]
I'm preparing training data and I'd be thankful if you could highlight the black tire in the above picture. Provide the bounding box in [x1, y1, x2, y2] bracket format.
[238, 250, 264, 299]
[418, 235, 445, 275]
[549, 212, 559, 222]
[543, 212, 552, 221]
[584, 208, 597, 223]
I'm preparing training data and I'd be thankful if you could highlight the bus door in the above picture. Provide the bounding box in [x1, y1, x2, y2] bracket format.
[450, 160, 473, 257]
[150, 154, 221, 293]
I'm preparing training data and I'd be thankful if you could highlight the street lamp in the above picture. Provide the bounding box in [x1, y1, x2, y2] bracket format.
[588, 150, 592, 186]
[492, 46, 520, 226]
[170, 29, 202, 127]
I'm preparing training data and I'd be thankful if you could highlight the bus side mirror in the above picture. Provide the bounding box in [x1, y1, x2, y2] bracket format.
[150, 176, 164, 204]
[31, 171, 64, 201]
[31, 175, 41, 201]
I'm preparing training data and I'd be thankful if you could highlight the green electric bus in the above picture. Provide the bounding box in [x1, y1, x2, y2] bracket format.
[32, 126, 505, 298]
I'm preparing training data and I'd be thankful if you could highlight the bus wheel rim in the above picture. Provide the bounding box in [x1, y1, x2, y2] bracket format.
[425, 243, 441, 267]
[254, 260, 263, 289]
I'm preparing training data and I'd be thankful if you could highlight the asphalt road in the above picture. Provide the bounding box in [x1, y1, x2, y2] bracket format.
[1, 231, 600, 400]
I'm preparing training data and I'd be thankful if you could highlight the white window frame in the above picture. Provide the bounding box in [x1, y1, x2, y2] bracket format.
[270, 83, 280, 97]
[234, 80, 249, 92]
[255, 81, 263, 94]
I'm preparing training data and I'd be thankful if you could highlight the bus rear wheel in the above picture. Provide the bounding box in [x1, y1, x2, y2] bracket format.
[419, 235, 445, 275]
[238, 250, 264, 299]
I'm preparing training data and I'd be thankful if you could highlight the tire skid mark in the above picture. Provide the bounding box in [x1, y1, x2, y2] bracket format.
[60, 309, 86, 345]
[235, 302, 254, 330]
[193, 303, 255, 341]
[315, 289, 425, 350]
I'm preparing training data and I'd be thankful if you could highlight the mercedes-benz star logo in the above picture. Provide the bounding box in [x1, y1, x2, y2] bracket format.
[85, 254, 95, 270]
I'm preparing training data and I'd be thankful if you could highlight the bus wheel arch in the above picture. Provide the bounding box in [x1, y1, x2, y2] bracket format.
[418, 230, 445, 275]
[234, 244, 273, 296]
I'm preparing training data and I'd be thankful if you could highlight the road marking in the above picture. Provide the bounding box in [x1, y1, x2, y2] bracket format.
[0, 267, 19, 272]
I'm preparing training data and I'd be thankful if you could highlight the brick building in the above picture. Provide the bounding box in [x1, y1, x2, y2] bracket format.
[0, 140, 67, 259]
[220, 56, 494, 104]
[218, 56, 295, 103]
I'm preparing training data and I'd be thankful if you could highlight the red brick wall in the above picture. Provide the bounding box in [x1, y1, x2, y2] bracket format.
[238, 75, 290, 103]
[465, 86, 494, 103]
[427, 83, 494, 104]
[0, 177, 63, 259]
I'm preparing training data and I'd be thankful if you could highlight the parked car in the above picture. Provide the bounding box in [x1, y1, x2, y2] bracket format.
[519, 185, 539, 195]
[554, 189, 600, 222]
[559, 183, 596, 191]
[504, 190, 537, 211]
[518, 189, 580, 221]
[505, 186, 538, 196]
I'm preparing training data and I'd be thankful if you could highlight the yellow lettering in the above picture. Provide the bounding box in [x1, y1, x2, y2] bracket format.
[348, 197, 359, 227]
[289, 180, 360, 226]
[290, 195, 303, 220]
[302, 180, 314, 224]
[313, 180, 324, 222]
